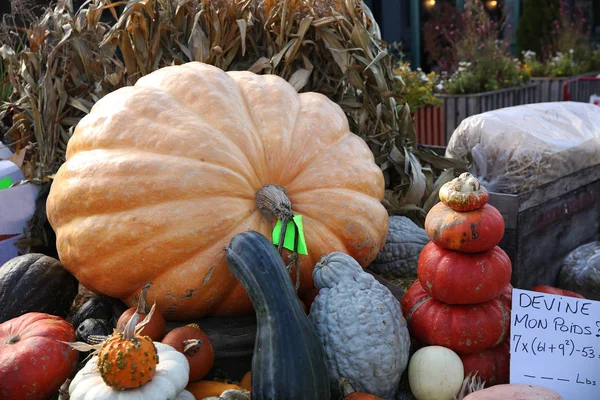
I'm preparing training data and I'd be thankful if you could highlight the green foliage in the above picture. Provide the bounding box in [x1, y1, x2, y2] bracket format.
[516, 0, 560, 59]
[440, 0, 531, 94]
[393, 62, 442, 111]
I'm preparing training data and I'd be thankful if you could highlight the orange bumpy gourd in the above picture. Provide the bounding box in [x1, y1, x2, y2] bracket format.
[97, 293, 159, 389]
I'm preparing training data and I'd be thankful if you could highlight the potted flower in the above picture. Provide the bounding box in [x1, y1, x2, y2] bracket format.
[424, 0, 537, 140]
[519, 0, 600, 102]
[393, 61, 445, 146]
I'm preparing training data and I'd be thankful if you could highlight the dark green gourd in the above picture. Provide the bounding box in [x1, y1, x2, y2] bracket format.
[226, 231, 330, 400]
[0, 253, 78, 323]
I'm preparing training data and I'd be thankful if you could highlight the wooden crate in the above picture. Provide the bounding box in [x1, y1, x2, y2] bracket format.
[487, 163, 600, 290]
[440, 84, 539, 140]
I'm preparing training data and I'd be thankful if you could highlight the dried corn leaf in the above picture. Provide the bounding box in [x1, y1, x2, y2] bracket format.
[0, 0, 460, 238]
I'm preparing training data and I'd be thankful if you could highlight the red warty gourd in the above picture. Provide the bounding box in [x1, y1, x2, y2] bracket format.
[46, 62, 388, 319]
[401, 281, 510, 354]
[418, 242, 512, 304]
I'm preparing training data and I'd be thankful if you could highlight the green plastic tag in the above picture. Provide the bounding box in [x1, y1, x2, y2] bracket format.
[0, 176, 12, 190]
[272, 214, 308, 255]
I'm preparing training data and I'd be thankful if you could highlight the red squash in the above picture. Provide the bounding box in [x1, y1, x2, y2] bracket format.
[0, 313, 78, 399]
[460, 342, 510, 387]
[424, 202, 505, 253]
[418, 243, 512, 304]
[401, 281, 510, 354]
[162, 324, 215, 382]
[531, 285, 585, 299]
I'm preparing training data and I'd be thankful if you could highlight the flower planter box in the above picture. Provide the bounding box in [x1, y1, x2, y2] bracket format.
[412, 105, 445, 146]
[440, 84, 539, 143]
[531, 72, 599, 103]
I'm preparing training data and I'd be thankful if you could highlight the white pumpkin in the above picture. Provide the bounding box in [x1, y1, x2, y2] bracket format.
[69, 342, 192, 400]
[408, 346, 465, 400]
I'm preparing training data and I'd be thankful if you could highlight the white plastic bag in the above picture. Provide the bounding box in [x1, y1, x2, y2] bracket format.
[445, 102, 600, 193]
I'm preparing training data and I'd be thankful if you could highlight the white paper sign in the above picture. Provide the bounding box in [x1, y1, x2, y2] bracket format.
[510, 289, 600, 399]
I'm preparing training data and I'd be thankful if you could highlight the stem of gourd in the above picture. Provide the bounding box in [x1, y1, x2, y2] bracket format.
[255, 184, 301, 291]
[183, 339, 203, 356]
[137, 282, 152, 314]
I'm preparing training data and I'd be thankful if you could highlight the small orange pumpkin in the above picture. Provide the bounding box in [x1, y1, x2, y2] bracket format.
[186, 380, 243, 398]
[239, 371, 252, 390]
[345, 393, 384, 400]
[97, 309, 159, 389]
[439, 173, 489, 212]
[117, 283, 166, 341]
[339, 377, 384, 400]
[162, 323, 215, 382]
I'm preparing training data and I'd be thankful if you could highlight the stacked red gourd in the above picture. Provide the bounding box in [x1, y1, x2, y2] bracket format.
[401, 173, 512, 386]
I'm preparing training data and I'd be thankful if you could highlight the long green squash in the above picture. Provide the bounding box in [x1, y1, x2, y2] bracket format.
[226, 231, 330, 400]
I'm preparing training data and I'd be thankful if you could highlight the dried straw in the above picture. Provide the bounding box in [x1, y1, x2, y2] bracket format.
[0, 0, 465, 225]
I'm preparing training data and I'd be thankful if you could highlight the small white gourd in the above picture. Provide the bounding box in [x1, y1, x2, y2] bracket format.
[408, 346, 465, 400]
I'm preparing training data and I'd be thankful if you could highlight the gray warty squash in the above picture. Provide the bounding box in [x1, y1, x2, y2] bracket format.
[368, 216, 430, 278]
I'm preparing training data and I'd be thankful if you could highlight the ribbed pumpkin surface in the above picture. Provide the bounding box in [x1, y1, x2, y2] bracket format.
[401, 281, 510, 354]
[46, 62, 388, 319]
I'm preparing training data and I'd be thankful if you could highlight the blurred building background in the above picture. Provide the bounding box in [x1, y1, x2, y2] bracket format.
[364, 0, 599, 70]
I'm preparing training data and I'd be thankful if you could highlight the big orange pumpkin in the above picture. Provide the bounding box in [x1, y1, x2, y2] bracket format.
[46, 62, 388, 320]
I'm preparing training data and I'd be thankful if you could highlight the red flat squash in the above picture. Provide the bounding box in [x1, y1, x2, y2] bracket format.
[460, 342, 510, 387]
[401, 281, 510, 354]
[424, 203, 505, 253]
[418, 243, 512, 304]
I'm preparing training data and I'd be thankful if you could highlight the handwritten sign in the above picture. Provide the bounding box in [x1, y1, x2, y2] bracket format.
[510, 289, 600, 400]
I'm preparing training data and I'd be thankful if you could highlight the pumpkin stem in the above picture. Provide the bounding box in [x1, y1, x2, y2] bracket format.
[256, 184, 301, 291]
[136, 282, 153, 314]
[256, 184, 293, 255]
[123, 309, 140, 341]
[183, 338, 203, 355]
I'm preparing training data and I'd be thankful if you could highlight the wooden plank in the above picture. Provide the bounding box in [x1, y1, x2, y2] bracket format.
[515, 163, 600, 211]
[517, 180, 600, 237]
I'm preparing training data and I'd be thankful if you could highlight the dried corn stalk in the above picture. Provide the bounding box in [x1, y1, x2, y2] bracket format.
[0, 0, 464, 223]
